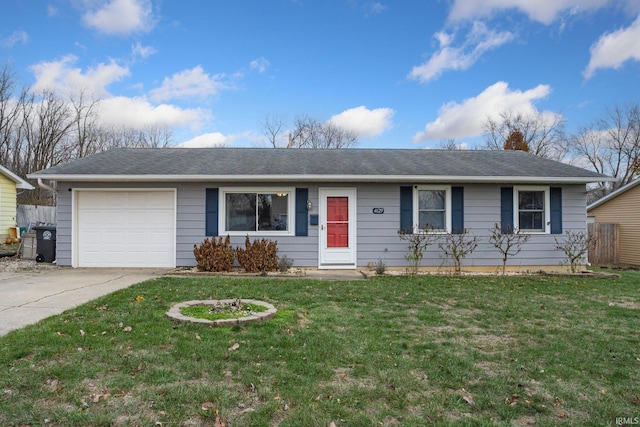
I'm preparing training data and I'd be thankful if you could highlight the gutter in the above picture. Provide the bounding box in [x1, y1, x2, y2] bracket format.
[26, 174, 617, 185]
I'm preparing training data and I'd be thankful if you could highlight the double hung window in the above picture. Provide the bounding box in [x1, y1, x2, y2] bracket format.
[514, 186, 550, 233]
[414, 186, 451, 233]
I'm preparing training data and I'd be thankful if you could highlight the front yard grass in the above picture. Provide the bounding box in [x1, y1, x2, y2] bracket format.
[1, 272, 639, 426]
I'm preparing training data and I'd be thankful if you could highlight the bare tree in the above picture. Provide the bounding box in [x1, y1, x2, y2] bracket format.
[437, 138, 462, 150]
[0, 66, 32, 173]
[261, 113, 287, 148]
[483, 110, 567, 160]
[570, 103, 640, 197]
[288, 115, 357, 149]
[22, 91, 75, 173]
[98, 124, 173, 149]
[69, 90, 101, 158]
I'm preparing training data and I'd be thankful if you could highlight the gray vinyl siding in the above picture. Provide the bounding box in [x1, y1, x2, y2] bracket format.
[55, 185, 72, 266]
[54, 181, 587, 269]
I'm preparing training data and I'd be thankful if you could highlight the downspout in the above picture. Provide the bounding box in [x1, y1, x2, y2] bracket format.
[37, 178, 56, 193]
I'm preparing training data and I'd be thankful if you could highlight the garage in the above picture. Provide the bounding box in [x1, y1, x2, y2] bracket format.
[75, 190, 176, 267]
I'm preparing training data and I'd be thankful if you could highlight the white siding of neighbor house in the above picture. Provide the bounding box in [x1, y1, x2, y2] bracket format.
[55, 181, 587, 269]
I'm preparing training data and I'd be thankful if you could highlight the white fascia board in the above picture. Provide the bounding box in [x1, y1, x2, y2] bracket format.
[27, 173, 614, 184]
[1, 165, 35, 189]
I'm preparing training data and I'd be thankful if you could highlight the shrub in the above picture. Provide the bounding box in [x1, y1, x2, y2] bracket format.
[488, 223, 531, 275]
[278, 255, 294, 273]
[236, 235, 279, 273]
[397, 226, 438, 274]
[438, 229, 479, 275]
[193, 235, 235, 272]
[554, 230, 592, 273]
[374, 258, 386, 275]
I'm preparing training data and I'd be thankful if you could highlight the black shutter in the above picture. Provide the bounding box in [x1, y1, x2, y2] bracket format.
[500, 187, 514, 234]
[400, 186, 413, 233]
[550, 187, 562, 234]
[295, 188, 308, 236]
[205, 188, 219, 236]
[451, 186, 464, 234]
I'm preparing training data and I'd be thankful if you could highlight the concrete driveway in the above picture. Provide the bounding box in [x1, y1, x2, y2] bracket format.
[0, 268, 167, 337]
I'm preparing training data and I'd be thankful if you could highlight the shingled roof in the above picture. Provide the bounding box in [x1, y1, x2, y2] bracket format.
[29, 148, 609, 184]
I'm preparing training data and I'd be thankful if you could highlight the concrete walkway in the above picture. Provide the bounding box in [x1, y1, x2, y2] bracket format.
[0, 268, 166, 337]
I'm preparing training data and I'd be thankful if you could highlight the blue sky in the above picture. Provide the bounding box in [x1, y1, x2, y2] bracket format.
[2, 0, 639, 149]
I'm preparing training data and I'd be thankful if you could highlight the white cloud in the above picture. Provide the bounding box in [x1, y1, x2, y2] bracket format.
[47, 5, 58, 17]
[583, 14, 640, 79]
[413, 81, 552, 142]
[27, 54, 212, 138]
[29, 55, 130, 96]
[98, 96, 207, 130]
[179, 132, 233, 148]
[329, 106, 395, 139]
[149, 66, 227, 102]
[250, 57, 270, 74]
[409, 22, 514, 83]
[82, 0, 154, 35]
[448, 0, 609, 24]
[1, 30, 28, 48]
[131, 41, 157, 60]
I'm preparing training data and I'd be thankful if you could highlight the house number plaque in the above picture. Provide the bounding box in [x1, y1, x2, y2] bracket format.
[372, 208, 384, 214]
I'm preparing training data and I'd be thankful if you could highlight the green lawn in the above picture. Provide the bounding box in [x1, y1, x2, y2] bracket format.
[1, 272, 639, 426]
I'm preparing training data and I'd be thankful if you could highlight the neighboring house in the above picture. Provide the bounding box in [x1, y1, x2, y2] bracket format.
[587, 178, 640, 266]
[28, 148, 609, 271]
[0, 165, 34, 240]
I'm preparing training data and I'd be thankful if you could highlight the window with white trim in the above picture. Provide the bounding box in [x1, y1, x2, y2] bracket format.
[221, 188, 294, 235]
[414, 185, 451, 233]
[514, 186, 550, 233]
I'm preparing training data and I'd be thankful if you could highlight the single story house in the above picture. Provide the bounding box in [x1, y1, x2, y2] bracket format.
[28, 148, 609, 271]
[587, 178, 640, 266]
[0, 165, 34, 240]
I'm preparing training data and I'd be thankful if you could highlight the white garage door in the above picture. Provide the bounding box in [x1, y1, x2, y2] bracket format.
[76, 190, 176, 267]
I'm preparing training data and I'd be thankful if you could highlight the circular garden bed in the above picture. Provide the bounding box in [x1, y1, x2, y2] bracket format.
[166, 299, 277, 327]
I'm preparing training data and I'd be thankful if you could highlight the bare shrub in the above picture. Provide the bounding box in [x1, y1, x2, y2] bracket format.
[397, 227, 438, 274]
[438, 229, 479, 275]
[554, 230, 593, 273]
[489, 223, 531, 275]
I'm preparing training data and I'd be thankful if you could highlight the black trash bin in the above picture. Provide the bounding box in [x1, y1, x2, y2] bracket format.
[33, 225, 56, 263]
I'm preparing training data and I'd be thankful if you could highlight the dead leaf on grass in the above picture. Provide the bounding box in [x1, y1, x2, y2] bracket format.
[123, 326, 132, 332]
[505, 393, 520, 405]
[92, 392, 110, 403]
[214, 409, 228, 427]
[201, 401, 215, 410]
[228, 343, 240, 352]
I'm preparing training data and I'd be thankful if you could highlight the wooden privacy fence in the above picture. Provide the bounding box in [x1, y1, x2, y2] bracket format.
[588, 222, 618, 264]
[17, 205, 56, 228]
